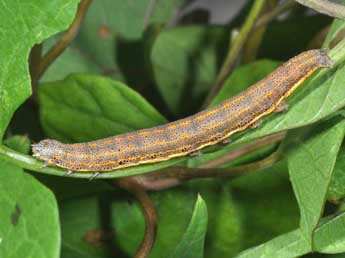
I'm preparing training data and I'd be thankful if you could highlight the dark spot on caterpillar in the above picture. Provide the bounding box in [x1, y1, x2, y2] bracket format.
[11, 204, 21, 226]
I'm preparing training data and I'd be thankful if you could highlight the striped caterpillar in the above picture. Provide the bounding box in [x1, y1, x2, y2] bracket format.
[32, 49, 333, 175]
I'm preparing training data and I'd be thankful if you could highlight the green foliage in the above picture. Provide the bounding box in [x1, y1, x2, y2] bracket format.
[0, 159, 60, 258]
[169, 195, 208, 258]
[151, 26, 228, 116]
[1, 1, 345, 258]
[287, 119, 345, 247]
[0, 0, 80, 140]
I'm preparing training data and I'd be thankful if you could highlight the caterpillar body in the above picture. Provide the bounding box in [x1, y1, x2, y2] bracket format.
[32, 49, 333, 173]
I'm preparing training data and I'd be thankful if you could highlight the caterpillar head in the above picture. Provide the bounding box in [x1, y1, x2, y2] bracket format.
[32, 139, 62, 163]
[318, 49, 334, 68]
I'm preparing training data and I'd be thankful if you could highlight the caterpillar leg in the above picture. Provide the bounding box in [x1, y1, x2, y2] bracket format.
[40, 161, 49, 168]
[221, 138, 232, 145]
[189, 150, 201, 157]
[275, 101, 288, 113]
[65, 170, 73, 176]
[250, 120, 262, 129]
[89, 172, 100, 181]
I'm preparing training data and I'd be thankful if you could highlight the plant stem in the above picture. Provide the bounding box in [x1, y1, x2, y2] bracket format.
[115, 178, 157, 258]
[203, 0, 267, 107]
[295, 0, 345, 19]
[138, 150, 282, 191]
[29, 44, 43, 99]
[255, 0, 297, 29]
[200, 132, 285, 168]
[243, 0, 278, 63]
[34, 0, 92, 80]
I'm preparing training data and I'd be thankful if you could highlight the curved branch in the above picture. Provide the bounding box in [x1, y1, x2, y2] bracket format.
[137, 149, 282, 191]
[115, 178, 157, 258]
[295, 0, 345, 20]
[200, 132, 285, 168]
[35, 0, 92, 79]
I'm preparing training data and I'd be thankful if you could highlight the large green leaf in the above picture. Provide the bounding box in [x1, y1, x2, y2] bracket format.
[236, 229, 309, 258]
[230, 161, 300, 250]
[236, 211, 345, 258]
[169, 195, 208, 258]
[0, 159, 60, 258]
[0, 0, 80, 140]
[43, 0, 183, 83]
[39, 73, 167, 142]
[151, 26, 228, 117]
[287, 118, 345, 246]
[328, 147, 345, 201]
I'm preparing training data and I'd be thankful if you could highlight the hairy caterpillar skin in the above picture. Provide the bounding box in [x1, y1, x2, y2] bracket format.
[32, 49, 333, 173]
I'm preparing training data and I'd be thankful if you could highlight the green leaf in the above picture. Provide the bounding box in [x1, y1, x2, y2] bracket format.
[314, 213, 345, 253]
[0, 0, 80, 140]
[41, 41, 103, 83]
[323, 0, 345, 49]
[169, 195, 208, 258]
[0, 158, 60, 258]
[328, 147, 345, 201]
[287, 118, 345, 245]
[151, 26, 228, 117]
[39, 73, 167, 142]
[230, 161, 300, 250]
[60, 194, 119, 258]
[38, 73, 185, 178]
[236, 229, 309, 258]
[4, 135, 31, 154]
[43, 0, 183, 82]
[236, 211, 345, 258]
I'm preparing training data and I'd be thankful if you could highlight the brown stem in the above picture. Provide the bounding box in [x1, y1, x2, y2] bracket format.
[35, 0, 92, 80]
[200, 131, 286, 168]
[115, 178, 157, 258]
[29, 44, 43, 96]
[295, 0, 345, 19]
[138, 149, 282, 191]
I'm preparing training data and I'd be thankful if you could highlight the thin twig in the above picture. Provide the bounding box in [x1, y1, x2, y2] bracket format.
[200, 131, 286, 168]
[115, 178, 157, 258]
[202, 0, 267, 107]
[295, 0, 345, 19]
[137, 150, 282, 191]
[29, 44, 43, 98]
[35, 0, 92, 80]
[243, 0, 279, 63]
[143, 0, 157, 29]
[255, 0, 297, 29]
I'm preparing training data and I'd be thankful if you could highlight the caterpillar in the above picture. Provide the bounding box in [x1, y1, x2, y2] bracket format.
[32, 49, 333, 175]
